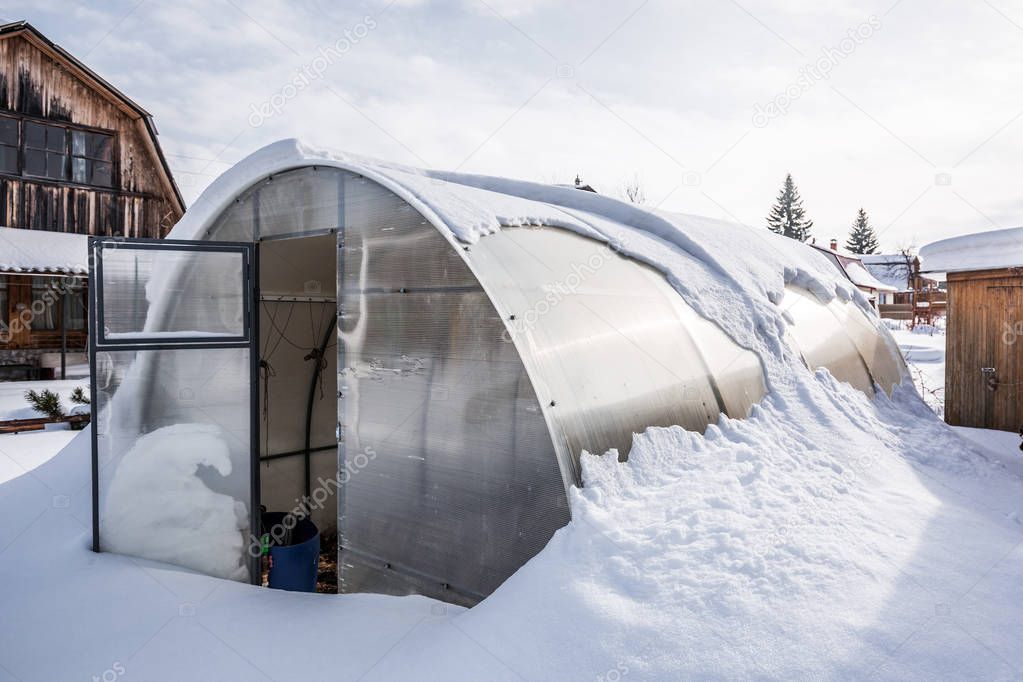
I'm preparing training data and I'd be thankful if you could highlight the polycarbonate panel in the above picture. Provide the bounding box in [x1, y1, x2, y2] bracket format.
[208, 193, 256, 241]
[777, 286, 883, 394]
[466, 225, 767, 469]
[99, 245, 246, 340]
[206, 166, 344, 242]
[95, 347, 254, 581]
[338, 177, 568, 605]
[256, 166, 343, 238]
[830, 296, 906, 395]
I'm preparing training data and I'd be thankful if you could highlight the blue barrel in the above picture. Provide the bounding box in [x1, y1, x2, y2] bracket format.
[262, 512, 319, 592]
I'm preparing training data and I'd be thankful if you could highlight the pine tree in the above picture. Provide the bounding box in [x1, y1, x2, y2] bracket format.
[845, 208, 880, 254]
[766, 174, 814, 242]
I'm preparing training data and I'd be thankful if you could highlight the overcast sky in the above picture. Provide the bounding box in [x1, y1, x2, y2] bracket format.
[8, 0, 1023, 251]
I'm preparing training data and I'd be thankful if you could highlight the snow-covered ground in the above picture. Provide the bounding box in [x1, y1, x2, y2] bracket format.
[887, 321, 947, 417]
[0, 378, 89, 421]
[4, 324, 1023, 679]
[3, 371, 1023, 680]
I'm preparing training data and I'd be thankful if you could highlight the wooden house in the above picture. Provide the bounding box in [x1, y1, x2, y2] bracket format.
[0, 21, 183, 378]
[862, 252, 946, 324]
[920, 227, 1023, 432]
[811, 240, 897, 309]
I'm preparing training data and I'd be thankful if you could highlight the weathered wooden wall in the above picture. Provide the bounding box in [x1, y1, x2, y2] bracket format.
[945, 268, 1023, 432]
[0, 33, 181, 237]
[0, 177, 178, 237]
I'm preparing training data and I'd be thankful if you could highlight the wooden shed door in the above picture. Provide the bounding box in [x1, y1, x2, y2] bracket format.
[982, 285, 1023, 431]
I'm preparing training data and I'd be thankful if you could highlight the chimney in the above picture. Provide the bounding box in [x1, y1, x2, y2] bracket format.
[829, 239, 838, 251]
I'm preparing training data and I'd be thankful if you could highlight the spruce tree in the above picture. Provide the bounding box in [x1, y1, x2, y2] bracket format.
[845, 208, 880, 254]
[766, 174, 814, 242]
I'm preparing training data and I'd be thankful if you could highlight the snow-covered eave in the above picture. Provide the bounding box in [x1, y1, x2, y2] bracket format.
[0, 226, 89, 276]
[0, 266, 86, 276]
[921, 265, 1022, 275]
[920, 226, 1023, 274]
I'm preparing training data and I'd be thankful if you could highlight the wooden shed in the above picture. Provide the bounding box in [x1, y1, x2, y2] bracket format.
[920, 228, 1023, 432]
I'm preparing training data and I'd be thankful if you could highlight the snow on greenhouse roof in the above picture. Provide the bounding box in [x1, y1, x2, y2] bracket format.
[920, 226, 1023, 273]
[172, 139, 869, 321]
[0, 226, 89, 275]
[167, 139, 902, 411]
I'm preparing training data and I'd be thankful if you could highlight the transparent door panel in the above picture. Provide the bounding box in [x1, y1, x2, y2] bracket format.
[98, 244, 247, 341]
[94, 347, 254, 581]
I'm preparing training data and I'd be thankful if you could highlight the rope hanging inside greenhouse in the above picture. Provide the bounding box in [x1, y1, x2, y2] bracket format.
[258, 299, 336, 467]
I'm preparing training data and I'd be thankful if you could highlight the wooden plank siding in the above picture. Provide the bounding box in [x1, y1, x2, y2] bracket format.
[945, 267, 1023, 432]
[0, 30, 182, 238]
[0, 176, 178, 237]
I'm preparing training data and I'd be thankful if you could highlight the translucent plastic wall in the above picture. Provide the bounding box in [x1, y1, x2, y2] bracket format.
[467, 225, 767, 478]
[780, 285, 905, 396]
[335, 177, 568, 603]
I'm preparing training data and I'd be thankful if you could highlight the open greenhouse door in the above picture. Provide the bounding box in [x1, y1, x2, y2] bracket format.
[89, 237, 261, 583]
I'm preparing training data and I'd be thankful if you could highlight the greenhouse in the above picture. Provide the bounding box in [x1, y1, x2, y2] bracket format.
[88, 140, 905, 605]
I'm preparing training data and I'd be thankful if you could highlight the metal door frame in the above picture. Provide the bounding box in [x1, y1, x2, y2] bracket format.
[88, 236, 262, 584]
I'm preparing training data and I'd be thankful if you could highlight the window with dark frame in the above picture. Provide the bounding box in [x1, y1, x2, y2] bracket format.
[71, 129, 113, 187]
[24, 121, 69, 181]
[29, 276, 58, 331]
[66, 285, 87, 330]
[0, 116, 17, 174]
[0, 116, 116, 189]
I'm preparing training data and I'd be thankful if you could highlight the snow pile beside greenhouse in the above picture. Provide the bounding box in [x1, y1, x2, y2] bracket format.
[1, 140, 1022, 679]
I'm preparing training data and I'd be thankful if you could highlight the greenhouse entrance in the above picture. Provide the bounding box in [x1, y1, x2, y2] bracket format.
[90, 233, 342, 591]
[255, 232, 340, 592]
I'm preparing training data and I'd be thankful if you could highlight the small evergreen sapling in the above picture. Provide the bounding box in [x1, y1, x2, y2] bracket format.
[70, 386, 90, 405]
[24, 389, 65, 420]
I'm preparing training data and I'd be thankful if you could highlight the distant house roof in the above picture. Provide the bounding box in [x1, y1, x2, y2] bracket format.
[0, 20, 184, 212]
[861, 253, 915, 291]
[810, 244, 897, 293]
[920, 226, 1023, 274]
[554, 182, 597, 193]
[845, 261, 897, 292]
[0, 226, 88, 275]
